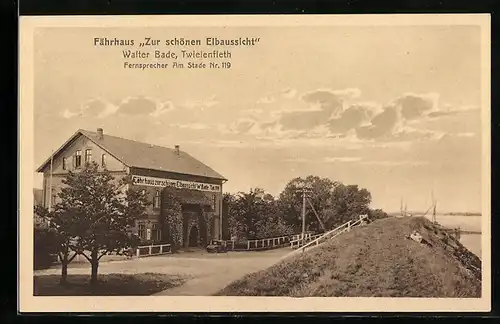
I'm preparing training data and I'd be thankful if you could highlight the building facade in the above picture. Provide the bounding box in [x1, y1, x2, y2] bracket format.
[36, 128, 227, 247]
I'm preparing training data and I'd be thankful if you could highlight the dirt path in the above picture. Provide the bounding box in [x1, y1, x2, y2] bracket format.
[35, 248, 290, 296]
[154, 248, 289, 296]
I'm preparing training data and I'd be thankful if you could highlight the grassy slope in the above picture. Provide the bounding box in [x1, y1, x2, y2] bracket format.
[216, 217, 482, 297]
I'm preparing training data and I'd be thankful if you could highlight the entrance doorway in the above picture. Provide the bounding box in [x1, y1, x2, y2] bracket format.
[189, 226, 199, 247]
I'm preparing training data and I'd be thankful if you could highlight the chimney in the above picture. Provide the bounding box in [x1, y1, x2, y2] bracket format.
[97, 128, 104, 140]
[174, 145, 180, 155]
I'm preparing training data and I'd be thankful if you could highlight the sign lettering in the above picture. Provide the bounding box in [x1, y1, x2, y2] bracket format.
[131, 175, 221, 192]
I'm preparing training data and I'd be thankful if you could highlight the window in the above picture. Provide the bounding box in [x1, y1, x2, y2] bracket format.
[75, 150, 82, 168]
[138, 223, 146, 240]
[62, 157, 67, 170]
[51, 193, 57, 207]
[85, 149, 92, 164]
[101, 154, 107, 167]
[152, 223, 159, 242]
[153, 191, 161, 209]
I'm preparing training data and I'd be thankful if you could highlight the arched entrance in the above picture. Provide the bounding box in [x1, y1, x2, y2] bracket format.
[189, 226, 199, 247]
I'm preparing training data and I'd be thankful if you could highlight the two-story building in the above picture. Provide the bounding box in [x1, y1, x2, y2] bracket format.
[36, 128, 227, 248]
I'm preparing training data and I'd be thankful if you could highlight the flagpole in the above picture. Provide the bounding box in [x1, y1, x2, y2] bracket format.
[48, 150, 53, 212]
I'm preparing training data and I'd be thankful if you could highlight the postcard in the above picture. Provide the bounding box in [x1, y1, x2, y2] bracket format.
[19, 14, 491, 312]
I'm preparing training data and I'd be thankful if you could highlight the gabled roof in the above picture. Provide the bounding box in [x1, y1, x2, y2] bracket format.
[36, 129, 227, 181]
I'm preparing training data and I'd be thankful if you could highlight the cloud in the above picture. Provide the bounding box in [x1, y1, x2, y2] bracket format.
[223, 118, 259, 134]
[171, 123, 210, 130]
[329, 104, 379, 134]
[257, 95, 276, 104]
[331, 88, 362, 101]
[428, 105, 479, 118]
[62, 97, 177, 120]
[355, 106, 401, 140]
[282, 157, 310, 163]
[257, 88, 298, 104]
[359, 160, 429, 166]
[183, 95, 219, 110]
[240, 108, 264, 116]
[281, 88, 297, 99]
[390, 127, 445, 142]
[324, 157, 362, 163]
[279, 109, 332, 131]
[61, 98, 119, 119]
[118, 97, 157, 115]
[394, 92, 439, 120]
[150, 101, 175, 117]
[271, 88, 367, 132]
[221, 88, 478, 147]
[455, 132, 476, 138]
[61, 108, 82, 119]
[301, 89, 344, 115]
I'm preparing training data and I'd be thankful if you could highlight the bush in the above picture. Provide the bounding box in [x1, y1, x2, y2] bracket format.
[368, 209, 389, 221]
[34, 227, 59, 270]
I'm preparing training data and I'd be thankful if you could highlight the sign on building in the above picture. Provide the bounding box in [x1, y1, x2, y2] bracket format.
[132, 175, 221, 192]
[146, 228, 151, 241]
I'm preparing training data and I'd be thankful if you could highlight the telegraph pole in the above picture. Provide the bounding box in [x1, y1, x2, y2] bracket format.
[301, 190, 306, 240]
[297, 183, 313, 242]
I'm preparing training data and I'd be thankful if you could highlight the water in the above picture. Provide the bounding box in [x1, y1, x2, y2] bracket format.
[422, 214, 482, 232]
[459, 234, 482, 260]
[421, 214, 482, 259]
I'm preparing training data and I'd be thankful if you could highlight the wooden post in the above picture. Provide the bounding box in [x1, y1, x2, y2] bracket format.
[247, 241, 250, 250]
[136, 248, 140, 258]
[160, 245, 163, 254]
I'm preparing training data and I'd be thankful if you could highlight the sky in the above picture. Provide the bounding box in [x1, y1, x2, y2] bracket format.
[33, 25, 483, 213]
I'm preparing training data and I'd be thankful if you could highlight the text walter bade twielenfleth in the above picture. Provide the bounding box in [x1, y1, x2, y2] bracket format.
[93, 37, 261, 70]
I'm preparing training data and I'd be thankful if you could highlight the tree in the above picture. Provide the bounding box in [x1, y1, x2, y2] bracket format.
[222, 193, 235, 240]
[231, 188, 269, 240]
[39, 162, 146, 285]
[278, 176, 340, 232]
[327, 184, 371, 227]
[277, 176, 372, 232]
[34, 205, 81, 284]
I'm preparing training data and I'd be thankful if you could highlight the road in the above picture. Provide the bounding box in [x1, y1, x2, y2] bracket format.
[35, 248, 290, 296]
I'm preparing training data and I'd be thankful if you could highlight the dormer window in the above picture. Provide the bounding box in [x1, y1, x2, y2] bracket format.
[85, 149, 92, 164]
[75, 150, 82, 168]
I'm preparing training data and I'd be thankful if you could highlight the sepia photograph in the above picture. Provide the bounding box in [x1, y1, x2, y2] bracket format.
[19, 14, 491, 312]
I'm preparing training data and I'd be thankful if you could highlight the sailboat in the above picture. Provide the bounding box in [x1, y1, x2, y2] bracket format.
[422, 191, 438, 223]
[431, 191, 437, 224]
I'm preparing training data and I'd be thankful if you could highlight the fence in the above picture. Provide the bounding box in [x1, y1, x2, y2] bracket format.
[221, 233, 312, 252]
[289, 233, 324, 249]
[284, 214, 369, 259]
[136, 243, 172, 258]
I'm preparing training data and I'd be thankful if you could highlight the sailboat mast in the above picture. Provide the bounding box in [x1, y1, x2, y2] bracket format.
[400, 197, 403, 217]
[431, 190, 437, 223]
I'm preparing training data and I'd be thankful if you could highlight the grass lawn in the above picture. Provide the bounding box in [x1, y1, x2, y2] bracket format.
[34, 273, 188, 296]
[216, 217, 482, 298]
